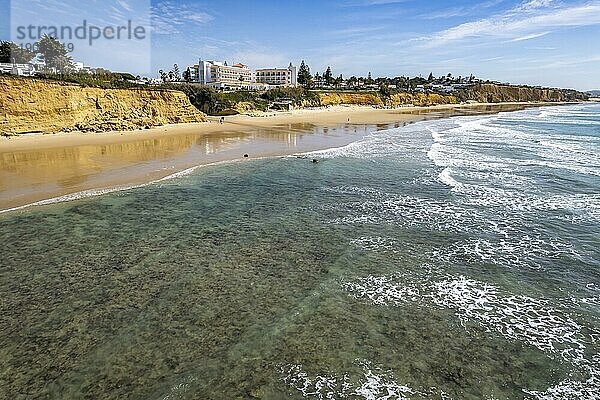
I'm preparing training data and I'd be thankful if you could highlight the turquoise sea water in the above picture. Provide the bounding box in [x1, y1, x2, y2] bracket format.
[1, 104, 599, 399]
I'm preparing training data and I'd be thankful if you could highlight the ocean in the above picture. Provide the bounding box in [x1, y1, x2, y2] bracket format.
[1, 103, 598, 399]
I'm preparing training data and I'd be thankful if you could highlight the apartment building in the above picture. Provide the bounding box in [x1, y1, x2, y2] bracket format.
[188, 64, 200, 82]
[0, 63, 36, 76]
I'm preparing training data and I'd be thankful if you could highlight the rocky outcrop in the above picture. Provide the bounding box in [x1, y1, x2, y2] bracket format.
[0, 76, 206, 135]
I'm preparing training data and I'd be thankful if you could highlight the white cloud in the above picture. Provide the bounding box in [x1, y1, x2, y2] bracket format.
[516, 0, 554, 10]
[340, 0, 409, 6]
[327, 26, 386, 37]
[185, 12, 214, 24]
[509, 31, 551, 41]
[116, 0, 133, 12]
[481, 56, 504, 61]
[152, 1, 214, 35]
[421, 0, 600, 46]
[418, 0, 505, 20]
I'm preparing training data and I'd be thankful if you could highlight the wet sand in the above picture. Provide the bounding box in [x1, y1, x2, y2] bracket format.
[0, 103, 549, 212]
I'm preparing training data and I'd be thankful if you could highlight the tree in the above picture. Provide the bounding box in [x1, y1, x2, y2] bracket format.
[37, 35, 72, 72]
[159, 69, 168, 83]
[0, 41, 35, 63]
[0, 42, 9, 63]
[395, 76, 408, 90]
[173, 64, 180, 81]
[324, 66, 333, 85]
[427, 72, 434, 82]
[334, 74, 343, 88]
[379, 83, 391, 98]
[297, 60, 312, 87]
[183, 67, 191, 82]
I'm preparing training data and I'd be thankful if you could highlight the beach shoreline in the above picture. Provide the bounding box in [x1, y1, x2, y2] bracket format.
[0, 102, 569, 213]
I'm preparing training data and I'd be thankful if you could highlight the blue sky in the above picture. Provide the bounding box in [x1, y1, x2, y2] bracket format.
[1, 0, 599, 90]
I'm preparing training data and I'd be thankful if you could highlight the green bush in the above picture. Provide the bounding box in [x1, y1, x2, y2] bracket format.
[35, 71, 142, 89]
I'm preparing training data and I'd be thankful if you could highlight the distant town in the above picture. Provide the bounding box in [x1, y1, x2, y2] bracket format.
[1, 37, 542, 97]
[158, 59, 486, 95]
[0, 37, 592, 112]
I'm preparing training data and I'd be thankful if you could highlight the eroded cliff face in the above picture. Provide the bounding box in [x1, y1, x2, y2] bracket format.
[0, 76, 206, 135]
[317, 92, 458, 107]
[388, 92, 458, 107]
[318, 92, 385, 107]
[458, 84, 584, 103]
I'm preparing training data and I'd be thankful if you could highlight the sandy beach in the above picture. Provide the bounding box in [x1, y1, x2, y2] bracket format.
[0, 102, 553, 212]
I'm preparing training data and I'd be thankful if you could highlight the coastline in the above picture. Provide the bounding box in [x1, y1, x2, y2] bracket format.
[0, 102, 566, 213]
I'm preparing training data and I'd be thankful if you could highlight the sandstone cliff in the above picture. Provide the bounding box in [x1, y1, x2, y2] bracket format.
[388, 92, 458, 107]
[0, 76, 206, 135]
[318, 92, 385, 107]
[458, 84, 586, 103]
[317, 92, 458, 107]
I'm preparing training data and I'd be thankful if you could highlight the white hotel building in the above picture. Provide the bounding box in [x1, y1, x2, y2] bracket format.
[191, 59, 297, 90]
[255, 63, 297, 86]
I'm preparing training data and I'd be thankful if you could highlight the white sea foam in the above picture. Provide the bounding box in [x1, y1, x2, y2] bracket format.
[301, 121, 434, 161]
[425, 115, 600, 220]
[524, 355, 600, 400]
[342, 274, 588, 363]
[438, 167, 463, 189]
[427, 106, 600, 187]
[161, 375, 198, 400]
[342, 275, 422, 306]
[341, 272, 599, 399]
[433, 235, 588, 269]
[431, 276, 587, 362]
[301, 133, 401, 160]
[0, 159, 244, 215]
[0, 183, 149, 215]
[280, 361, 418, 400]
[324, 182, 595, 272]
[350, 236, 398, 252]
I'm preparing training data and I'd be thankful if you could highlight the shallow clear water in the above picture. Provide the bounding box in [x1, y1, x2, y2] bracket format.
[1, 104, 599, 399]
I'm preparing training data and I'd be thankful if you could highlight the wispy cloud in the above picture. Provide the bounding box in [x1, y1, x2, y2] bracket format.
[509, 31, 551, 42]
[516, 0, 555, 11]
[418, 7, 473, 20]
[481, 56, 504, 61]
[152, 1, 214, 35]
[339, 0, 409, 7]
[418, 0, 505, 20]
[116, 0, 133, 12]
[327, 26, 387, 37]
[420, 0, 600, 47]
